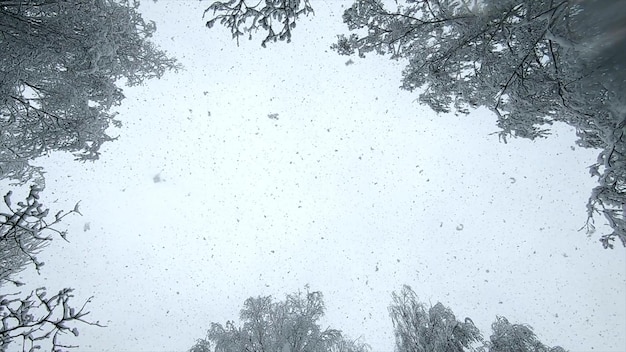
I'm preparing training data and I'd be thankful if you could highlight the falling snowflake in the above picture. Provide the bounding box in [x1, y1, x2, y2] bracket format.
[268, 113, 279, 120]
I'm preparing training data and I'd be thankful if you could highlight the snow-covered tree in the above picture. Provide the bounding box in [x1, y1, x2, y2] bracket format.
[332, 0, 626, 248]
[190, 286, 369, 352]
[389, 285, 482, 352]
[191, 286, 567, 352]
[0, 0, 179, 185]
[390, 286, 568, 352]
[480, 316, 567, 352]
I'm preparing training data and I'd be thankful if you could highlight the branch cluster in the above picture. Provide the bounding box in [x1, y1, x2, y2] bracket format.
[204, 0, 314, 47]
[0, 287, 104, 352]
[0, 186, 80, 286]
[0, 186, 101, 351]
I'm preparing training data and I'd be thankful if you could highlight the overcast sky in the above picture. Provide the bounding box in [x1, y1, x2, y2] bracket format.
[6, 0, 626, 351]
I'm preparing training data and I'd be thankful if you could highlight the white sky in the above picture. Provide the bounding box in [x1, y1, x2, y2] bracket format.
[5, 0, 625, 351]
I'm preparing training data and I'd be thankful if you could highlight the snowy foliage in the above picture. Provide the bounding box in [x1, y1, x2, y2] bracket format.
[192, 286, 567, 352]
[0, 0, 180, 186]
[190, 286, 370, 352]
[480, 316, 567, 352]
[203, 0, 314, 47]
[332, 0, 626, 248]
[390, 286, 568, 352]
[389, 285, 482, 352]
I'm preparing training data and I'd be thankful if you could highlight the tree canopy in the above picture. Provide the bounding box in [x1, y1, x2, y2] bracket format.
[389, 285, 483, 352]
[0, 0, 179, 185]
[190, 286, 568, 352]
[328, 0, 625, 248]
[482, 316, 567, 352]
[189, 286, 370, 352]
[390, 286, 568, 352]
